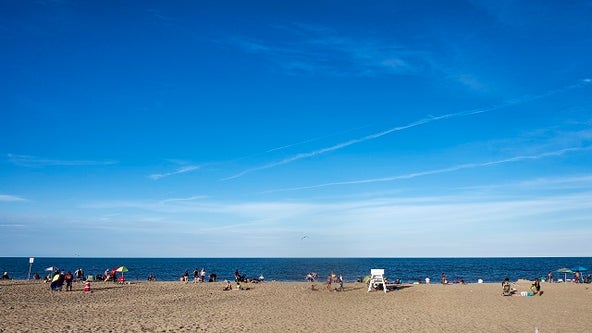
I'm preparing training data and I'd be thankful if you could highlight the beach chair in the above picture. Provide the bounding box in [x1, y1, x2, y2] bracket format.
[367, 269, 387, 293]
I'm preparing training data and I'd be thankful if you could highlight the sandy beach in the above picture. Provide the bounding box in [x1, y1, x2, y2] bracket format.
[1, 279, 591, 332]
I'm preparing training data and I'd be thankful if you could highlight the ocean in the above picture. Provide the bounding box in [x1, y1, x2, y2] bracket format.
[1, 257, 590, 283]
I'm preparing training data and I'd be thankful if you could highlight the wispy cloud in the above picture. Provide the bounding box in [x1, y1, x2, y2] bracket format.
[225, 80, 591, 180]
[149, 165, 200, 180]
[0, 194, 27, 202]
[230, 23, 429, 77]
[80, 189, 592, 254]
[145, 9, 175, 26]
[159, 195, 208, 204]
[268, 146, 592, 192]
[7, 154, 117, 167]
[458, 174, 592, 192]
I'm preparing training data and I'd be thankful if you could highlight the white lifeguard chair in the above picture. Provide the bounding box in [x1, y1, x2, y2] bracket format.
[367, 269, 387, 293]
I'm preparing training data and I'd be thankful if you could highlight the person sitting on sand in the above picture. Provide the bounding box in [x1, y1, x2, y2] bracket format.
[502, 277, 516, 296]
[530, 278, 543, 296]
[2, 272, 10, 280]
[223, 280, 232, 291]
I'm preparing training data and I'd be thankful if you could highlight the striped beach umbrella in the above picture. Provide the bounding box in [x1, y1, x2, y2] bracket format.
[115, 266, 129, 281]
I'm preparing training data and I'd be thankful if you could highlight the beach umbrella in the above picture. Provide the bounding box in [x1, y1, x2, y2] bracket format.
[556, 268, 573, 282]
[570, 266, 588, 272]
[115, 266, 128, 280]
[45, 266, 57, 278]
[570, 266, 587, 282]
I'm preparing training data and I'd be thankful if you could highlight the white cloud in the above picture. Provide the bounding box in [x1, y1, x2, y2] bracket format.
[0, 194, 27, 202]
[8, 173, 592, 257]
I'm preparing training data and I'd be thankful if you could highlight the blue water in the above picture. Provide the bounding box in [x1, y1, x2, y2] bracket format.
[1, 257, 590, 283]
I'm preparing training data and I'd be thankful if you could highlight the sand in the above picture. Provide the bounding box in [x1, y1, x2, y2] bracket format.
[1, 279, 591, 332]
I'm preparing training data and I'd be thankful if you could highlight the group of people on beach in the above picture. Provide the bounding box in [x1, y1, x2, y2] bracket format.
[305, 272, 343, 291]
[44, 269, 77, 291]
[502, 277, 543, 297]
[179, 268, 219, 283]
[175, 268, 263, 285]
[220, 269, 265, 291]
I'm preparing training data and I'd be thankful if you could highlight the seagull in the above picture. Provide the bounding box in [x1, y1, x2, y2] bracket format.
[301, 235, 309, 240]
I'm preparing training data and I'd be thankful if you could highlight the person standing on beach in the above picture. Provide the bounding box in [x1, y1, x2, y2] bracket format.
[441, 273, 447, 284]
[74, 268, 84, 282]
[200, 268, 206, 282]
[193, 268, 199, 283]
[65, 271, 73, 291]
[547, 271, 553, 283]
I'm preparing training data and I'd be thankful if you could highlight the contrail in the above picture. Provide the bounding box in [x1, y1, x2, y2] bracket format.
[224, 79, 591, 180]
[149, 165, 200, 180]
[265, 146, 592, 193]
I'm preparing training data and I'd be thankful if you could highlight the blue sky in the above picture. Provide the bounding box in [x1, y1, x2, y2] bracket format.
[1, 1, 591, 257]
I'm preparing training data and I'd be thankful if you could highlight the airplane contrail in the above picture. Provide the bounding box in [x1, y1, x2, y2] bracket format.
[224, 79, 591, 181]
[265, 146, 592, 193]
